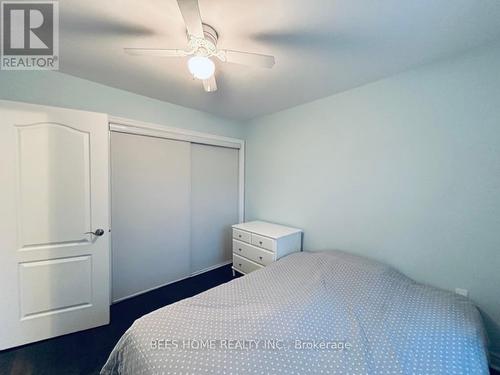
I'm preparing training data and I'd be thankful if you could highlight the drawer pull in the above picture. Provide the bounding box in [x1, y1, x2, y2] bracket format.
[238, 248, 242, 251]
[259, 241, 263, 245]
[239, 235, 242, 238]
[259, 256, 263, 260]
[238, 263, 242, 267]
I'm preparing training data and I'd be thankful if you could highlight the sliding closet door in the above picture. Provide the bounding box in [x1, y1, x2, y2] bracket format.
[191, 144, 239, 273]
[111, 132, 191, 302]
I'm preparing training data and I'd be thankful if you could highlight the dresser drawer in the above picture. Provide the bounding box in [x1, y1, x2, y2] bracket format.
[233, 240, 274, 266]
[251, 233, 274, 251]
[233, 229, 251, 243]
[233, 254, 263, 274]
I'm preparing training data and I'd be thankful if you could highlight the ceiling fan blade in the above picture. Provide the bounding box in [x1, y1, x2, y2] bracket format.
[177, 0, 204, 39]
[124, 48, 190, 57]
[221, 50, 275, 69]
[202, 75, 217, 92]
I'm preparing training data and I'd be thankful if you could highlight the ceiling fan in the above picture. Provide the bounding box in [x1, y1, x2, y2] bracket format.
[124, 0, 276, 93]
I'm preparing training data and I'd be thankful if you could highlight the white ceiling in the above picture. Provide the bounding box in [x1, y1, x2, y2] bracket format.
[59, 0, 500, 120]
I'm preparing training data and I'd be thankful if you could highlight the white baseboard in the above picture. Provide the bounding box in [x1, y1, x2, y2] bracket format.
[190, 260, 232, 277]
[112, 260, 232, 304]
[491, 351, 500, 371]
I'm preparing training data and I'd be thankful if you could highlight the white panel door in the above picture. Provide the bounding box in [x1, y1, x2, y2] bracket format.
[0, 100, 110, 350]
[111, 132, 191, 302]
[191, 144, 239, 273]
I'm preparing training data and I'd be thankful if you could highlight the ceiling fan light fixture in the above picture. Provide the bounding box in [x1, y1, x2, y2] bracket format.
[188, 56, 215, 80]
[125, 1, 276, 93]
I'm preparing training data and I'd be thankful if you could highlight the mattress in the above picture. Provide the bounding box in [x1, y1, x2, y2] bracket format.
[101, 251, 489, 374]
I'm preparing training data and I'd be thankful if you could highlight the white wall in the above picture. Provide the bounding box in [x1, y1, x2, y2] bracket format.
[244, 42, 500, 362]
[0, 71, 243, 138]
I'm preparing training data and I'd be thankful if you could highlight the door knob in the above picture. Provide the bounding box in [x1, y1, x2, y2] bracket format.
[85, 229, 105, 237]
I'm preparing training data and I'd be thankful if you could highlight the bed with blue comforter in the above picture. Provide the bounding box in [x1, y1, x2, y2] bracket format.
[101, 251, 489, 374]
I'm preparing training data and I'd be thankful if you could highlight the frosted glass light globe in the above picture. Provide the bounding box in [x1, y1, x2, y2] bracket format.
[188, 56, 215, 80]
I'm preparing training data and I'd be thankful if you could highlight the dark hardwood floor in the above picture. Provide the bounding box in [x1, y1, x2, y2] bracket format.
[0, 264, 498, 375]
[0, 265, 235, 375]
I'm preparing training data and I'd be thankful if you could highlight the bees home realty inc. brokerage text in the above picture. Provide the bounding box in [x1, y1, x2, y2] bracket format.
[151, 339, 353, 351]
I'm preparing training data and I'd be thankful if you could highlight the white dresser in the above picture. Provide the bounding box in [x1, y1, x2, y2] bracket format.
[231, 221, 303, 276]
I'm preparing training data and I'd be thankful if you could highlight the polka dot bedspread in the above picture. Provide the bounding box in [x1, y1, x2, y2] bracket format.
[101, 251, 489, 374]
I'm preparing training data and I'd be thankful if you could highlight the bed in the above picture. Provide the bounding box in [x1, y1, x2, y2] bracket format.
[101, 251, 489, 374]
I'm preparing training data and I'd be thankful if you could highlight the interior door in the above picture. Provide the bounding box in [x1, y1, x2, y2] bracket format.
[0, 100, 110, 350]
